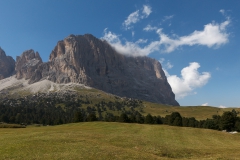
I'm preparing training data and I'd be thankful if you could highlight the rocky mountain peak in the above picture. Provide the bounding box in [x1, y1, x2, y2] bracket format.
[44, 34, 179, 105]
[16, 49, 42, 65]
[15, 49, 43, 79]
[0, 47, 15, 80]
[0, 47, 6, 57]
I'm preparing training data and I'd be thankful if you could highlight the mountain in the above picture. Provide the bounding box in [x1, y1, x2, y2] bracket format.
[0, 34, 179, 106]
[0, 47, 15, 80]
[15, 49, 42, 80]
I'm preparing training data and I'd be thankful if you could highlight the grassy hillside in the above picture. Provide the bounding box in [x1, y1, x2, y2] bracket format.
[53, 87, 240, 120]
[0, 122, 240, 160]
[74, 88, 240, 120]
[1, 83, 239, 121]
[142, 102, 240, 120]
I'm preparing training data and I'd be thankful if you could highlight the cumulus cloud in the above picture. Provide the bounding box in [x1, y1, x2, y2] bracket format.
[201, 103, 209, 106]
[104, 18, 230, 56]
[164, 62, 211, 99]
[123, 5, 152, 30]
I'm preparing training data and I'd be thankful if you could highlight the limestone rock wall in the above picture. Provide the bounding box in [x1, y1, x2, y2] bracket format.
[15, 49, 43, 80]
[42, 34, 179, 105]
[0, 47, 15, 80]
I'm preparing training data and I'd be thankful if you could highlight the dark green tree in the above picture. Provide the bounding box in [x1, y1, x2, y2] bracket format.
[135, 114, 144, 124]
[234, 120, 240, 131]
[182, 117, 189, 127]
[74, 111, 84, 122]
[155, 116, 163, 124]
[188, 117, 197, 127]
[220, 111, 236, 131]
[129, 114, 136, 123]
[203, 119, 216, 129]
[212, 115, 221, 130]
[169, 112, 182, 126]
[86, 113, 97, 121]
[1, 114, 9, 123]
[119, 113, 129, 123]
[145, 114, 154, 124]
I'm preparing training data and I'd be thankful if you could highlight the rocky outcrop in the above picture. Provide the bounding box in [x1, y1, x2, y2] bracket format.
[15, 49, 43, 80]
[27, 34, 179, 105]
[0, 47, 15, 80]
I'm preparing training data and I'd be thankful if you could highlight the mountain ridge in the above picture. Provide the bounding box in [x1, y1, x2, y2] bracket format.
[0, 34, 179, 106]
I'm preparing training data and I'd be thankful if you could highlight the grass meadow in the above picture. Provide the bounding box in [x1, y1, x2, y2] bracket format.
[1, 122, 240, 160]
[142, 102, 240, 120]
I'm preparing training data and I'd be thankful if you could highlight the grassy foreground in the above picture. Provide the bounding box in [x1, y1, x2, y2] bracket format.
[1, 122, 240, 160]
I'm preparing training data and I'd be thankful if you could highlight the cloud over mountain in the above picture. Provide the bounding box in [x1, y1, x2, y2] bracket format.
[164, 62, 211, 99]
[103, 18, 230, 56]
[104, 5, 230, 57]
[102, 7, 230, 100]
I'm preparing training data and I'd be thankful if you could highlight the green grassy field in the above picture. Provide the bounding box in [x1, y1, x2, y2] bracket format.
[1, 122, 240, 160]
[142, 102, 240, 120]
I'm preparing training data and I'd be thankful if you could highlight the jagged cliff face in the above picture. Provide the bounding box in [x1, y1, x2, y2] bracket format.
[37, 34, 179, 105]
[4, 34, 179, 105]
[15, 49, 42, 80]
[0, 47, 15, 80]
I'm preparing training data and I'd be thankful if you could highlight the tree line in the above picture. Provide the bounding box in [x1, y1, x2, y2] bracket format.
[0, 96, 239, 132]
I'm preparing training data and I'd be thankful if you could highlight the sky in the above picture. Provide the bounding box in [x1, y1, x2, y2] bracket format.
[0, 0, 239, 107]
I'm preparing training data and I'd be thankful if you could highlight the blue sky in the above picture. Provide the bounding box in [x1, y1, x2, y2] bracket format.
[0, 0, 239, 107]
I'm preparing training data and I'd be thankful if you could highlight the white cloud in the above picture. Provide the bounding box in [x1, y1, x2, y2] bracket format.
[123, 10, 140, 30]
[166, 61, 173, 69]
[104, 18, 230, 56]
[132, 31, 135, 37]
[157, 19, 230, 53]
[163, 15, 174, 21]
[164, 62, 211, 99]
[143, 25, 157, 31]
[159, 58, 165, 63]
[123, 5, 152, 30]
[142, 5, 152, 17]
[220, 9, 225, 15]
[136, 39, 148, 44]
[219, 105, 227, 108]
[102, 29, 160, 56]
[201, 103, 209, 106]
[159, 58, 173, 69]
